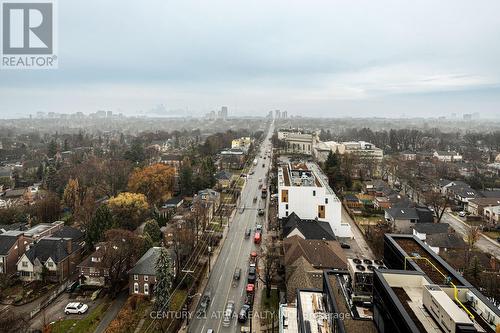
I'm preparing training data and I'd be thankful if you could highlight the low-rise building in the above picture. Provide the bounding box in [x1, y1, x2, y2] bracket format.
[17, 237, 82, 282]
[433, 150, 463, 162]
[384, 206, 434, 233]
[77, 243, 109, 286]
[128, 247, 176, 296]
[278, 129, 315, 155]
[467, 197, 500, 216]
[278, 161, 351, 238]
[219, 148, 245, 169]
[483, 205, 500, 224]
[0, 232, 28, 276]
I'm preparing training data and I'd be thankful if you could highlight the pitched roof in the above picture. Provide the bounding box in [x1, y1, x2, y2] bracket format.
[25, 237, 80, 264]
[51, 226, 84, 241]
[415, 207, 434, 223]
[128, 246, 164, 276]
[0, 235, 18, 255]
[386, 207, 419, 220]
[469, 197, 500, 206]
[285, 257, 323, 302]
[283, 236, 346, 269]
[282, 212, 336, 240]
[426, 233, 466, 249]
[412, 223, 449, 234]
[214, 170, 232, 181]
[481, 190, 500, 198]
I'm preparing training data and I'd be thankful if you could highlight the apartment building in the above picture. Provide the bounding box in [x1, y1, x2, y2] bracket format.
[277, 129, 315, 155]
[314, 140, 384, 162]
[278, 161, 351, 238]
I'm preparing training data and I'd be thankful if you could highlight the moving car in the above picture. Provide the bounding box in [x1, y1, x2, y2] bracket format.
[64, 302, 88, 315]
[222, 301, 235, 327]
[233, 267, 241, 280]
[257, 209, 264, 216]
[244, 228, 251, 239]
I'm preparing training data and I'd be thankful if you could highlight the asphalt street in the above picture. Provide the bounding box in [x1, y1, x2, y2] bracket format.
[189, 123, 273, 333]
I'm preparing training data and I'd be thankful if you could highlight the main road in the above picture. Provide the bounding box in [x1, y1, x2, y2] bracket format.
[189, 122, 274, 333]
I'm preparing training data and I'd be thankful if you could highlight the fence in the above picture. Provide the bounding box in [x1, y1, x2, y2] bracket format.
[29, 280, 68, 319]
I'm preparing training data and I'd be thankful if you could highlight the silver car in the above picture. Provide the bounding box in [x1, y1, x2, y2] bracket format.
[222, 301, 235, 327]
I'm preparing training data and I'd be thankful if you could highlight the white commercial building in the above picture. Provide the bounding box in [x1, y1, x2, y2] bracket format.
[277, 129, 316, 155]
[278, 162, 351, 238]
[314, 140, 384, 162]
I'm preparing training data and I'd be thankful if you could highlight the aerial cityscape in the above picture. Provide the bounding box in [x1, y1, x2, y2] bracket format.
[1, 1, 500, 333]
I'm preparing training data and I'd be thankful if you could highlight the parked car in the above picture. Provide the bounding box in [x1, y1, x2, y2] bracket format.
[255, 224, 263, 232]
[239, 207, 245, 214]
[247, 267, 257, 283]
[459, 211, 467, 217]
[238, 304, 251, 323]
[64, 302, 88, 315]
[257, 209, 264, 216]
[197, 292, 211, 315]
[497, 237, 500, 243]
[340, 242, 351, 249]
[222, 301, 235, 327]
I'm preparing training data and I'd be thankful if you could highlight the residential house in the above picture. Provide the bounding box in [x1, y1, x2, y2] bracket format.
[0, 232, 28, 276]
[384, 206, 434, 233]
[22, 220, 65, 242]
[411, 222, 466, 254]
[281, 212, 336, 240]
[400, 151, 417, 161]
[284, 235, 347, 302]
[433, 150, 463, 162]
[446, 184, 482, 209]
[77, 243, 108, 286]
[214, 170, 232, 189]
[219, 148, 245, 169]
[467, 197, 500, 216]
[17, 237, 82, 282]
[231, 137, 252, 153]
[192, 189, 220, 224]
[159, 196, 184, 218]
[128, 247, 176, 296]
[484, 205, 500, 224]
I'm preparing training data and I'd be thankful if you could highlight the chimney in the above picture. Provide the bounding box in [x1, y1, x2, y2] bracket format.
[66, 239, 72, 254]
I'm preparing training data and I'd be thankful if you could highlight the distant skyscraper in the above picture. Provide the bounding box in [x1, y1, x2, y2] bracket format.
[275, 110, 281, 119]
[221, 106, 228, 119]
[282, 110, 288, 119]
[107, 111, 113, 118]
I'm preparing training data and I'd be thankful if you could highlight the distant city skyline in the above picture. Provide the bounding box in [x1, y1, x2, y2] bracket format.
[1, 0, 500, 118]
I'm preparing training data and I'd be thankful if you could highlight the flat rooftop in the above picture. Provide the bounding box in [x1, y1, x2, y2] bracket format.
[394, 237, 462, 286]
[280, 305, 298, 333]
[298, 290, 330, 333]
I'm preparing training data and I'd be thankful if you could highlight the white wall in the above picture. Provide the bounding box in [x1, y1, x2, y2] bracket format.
[278, 184, 351, 237]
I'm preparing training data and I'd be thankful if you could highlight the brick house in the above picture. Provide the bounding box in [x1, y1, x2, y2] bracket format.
[77, 243, 109, 286]
[0, 231, 29, 276]
[128, 247, 176, 296]
[17, 237, 82, 282]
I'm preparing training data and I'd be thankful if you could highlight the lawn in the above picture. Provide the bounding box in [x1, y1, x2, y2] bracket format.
[483, 231, 500, 240]
[259, 288, 279, 326]
[50, 301, 110, 333]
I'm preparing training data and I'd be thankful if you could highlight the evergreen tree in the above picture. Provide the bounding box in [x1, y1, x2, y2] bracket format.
[179, 165, 194, 195]
[143, 219, 162, 243]
[47, 139, 58, 158]
[86, 205, 113, 249]
[154, 247, 174, 311]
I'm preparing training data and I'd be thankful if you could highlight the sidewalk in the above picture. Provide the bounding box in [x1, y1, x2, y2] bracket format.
[94, 290, 128, 333]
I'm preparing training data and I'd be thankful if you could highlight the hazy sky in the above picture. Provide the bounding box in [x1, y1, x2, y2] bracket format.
[1, 0, 500, 118]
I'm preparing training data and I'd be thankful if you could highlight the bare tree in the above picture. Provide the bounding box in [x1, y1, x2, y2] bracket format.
[424, 191, 449, 223]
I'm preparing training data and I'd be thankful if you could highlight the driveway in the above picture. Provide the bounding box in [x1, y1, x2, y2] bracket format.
[93, 290, 128, 333]
[28, 292, 103, 331]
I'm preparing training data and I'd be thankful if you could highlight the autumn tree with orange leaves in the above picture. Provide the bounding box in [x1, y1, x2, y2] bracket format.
[127, 163, 176, 205]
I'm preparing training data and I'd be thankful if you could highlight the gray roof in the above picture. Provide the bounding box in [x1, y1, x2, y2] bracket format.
[215, 170, 232, 181]
[386, 207, 419, 220]
[282, 212, 336, 240]
[0, 235, 18, 255]
[426, 233, 466, 249]
[0, 167, 11, 178]
[51, 226, 84, 241]
[412, 223, 449, 234]
[129, 247, 163, 276]
[25, 237, 80, 264]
